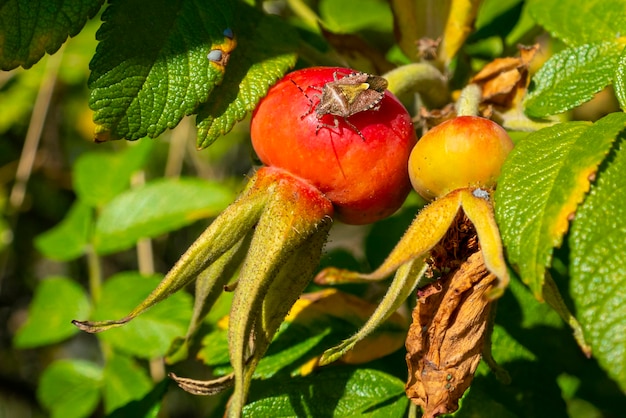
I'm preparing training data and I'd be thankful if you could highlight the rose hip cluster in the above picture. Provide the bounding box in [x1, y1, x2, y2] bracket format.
[74, 66, 514, 417]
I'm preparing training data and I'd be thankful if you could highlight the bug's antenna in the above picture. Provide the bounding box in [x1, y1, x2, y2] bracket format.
[290, 79, 315, 118]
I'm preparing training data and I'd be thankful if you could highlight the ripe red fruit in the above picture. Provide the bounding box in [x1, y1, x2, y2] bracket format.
[251, 67, 417, 225]
[408, 116, 514, 201]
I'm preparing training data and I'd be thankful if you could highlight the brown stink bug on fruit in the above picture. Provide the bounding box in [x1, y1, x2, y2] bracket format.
[291, 70, 388, 141]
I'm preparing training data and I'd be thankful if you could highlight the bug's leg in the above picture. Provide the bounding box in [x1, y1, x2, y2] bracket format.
[343, 118, 367, 141]
[315, 116, 340, 137]
[317, 117, 366, 141]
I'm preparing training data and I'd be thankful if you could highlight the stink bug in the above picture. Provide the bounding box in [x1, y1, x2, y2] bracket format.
[291, 70, 388, 141]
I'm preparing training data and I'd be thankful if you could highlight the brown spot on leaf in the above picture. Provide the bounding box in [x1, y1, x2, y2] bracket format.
[588, 171, 597, 182]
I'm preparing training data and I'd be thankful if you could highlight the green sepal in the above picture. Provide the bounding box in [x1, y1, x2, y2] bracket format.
[319, 256, 428, 366]
[227, 224, 332, 415]
[73, 173, 269, 333]
[316, 190, 510, 365]
[170, 372, 235, 396]
[314, 189, 463, 285]
[383, 63, 449, 109]
[166, 232, 253, 364]
[318, 190, 510, 294]
[461, 190, 510, 299]
[227, 173, 333, 416]
[168, 168, 333, 415]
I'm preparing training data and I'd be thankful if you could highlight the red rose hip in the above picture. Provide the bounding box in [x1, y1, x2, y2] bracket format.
[251, 67, 417, 224]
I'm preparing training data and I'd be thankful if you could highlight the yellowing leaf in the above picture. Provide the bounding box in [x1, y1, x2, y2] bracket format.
[570, 135, 626, 391]
[495, 113, 626, 299]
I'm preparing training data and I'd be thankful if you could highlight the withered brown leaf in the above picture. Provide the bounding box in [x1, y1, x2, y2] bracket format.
[471, 44, 539, 109]
[405, 250, 497, 418]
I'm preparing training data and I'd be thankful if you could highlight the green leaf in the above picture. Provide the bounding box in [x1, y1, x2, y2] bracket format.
[94, 178, 234, 254]
[475, 0, 524, 32]
[0, 217, 10, 253]
[253, 321, 332, 379]
[93, 177, 234, 255]
[524, 41, 625, 118]
[505, 1, 536, 46]
[0, 61, 44, 132]
[73, 140, 153, 208]
[195, 3, 298, 149]
[35, 200, 93, 261]
[455, 384, 519, 418]
[93, 272, 193, 359]
[615, 46, 626, 111]
[0, 0, 103, 70]
[37, 359, 103, 418]
[198, 328, 231, 368]
[88, 0, 235, 141]
[102, 354, 153, 413]
[495, 113, 626, 299]
[107, 378, 170, 418]
[319, 0, 393, 34]
[528, 0, 626, 46]
[244, 368, 408, 417]
[570, 135, 626, 392]
[14, 277, 91, 348]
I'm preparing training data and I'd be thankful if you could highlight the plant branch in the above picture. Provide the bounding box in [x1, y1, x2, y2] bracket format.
[9, 48, 63, 213]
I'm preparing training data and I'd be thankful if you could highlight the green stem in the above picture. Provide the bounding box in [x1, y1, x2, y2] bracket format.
[455, 83, 482, 117]
[86, 243, 103, 305]
[383, 63, 449, 109]
[286, 0, 320, 32]
[542, 273, 592, 357]
[296, 39, 342, 68]
[8, 48, 63, 214]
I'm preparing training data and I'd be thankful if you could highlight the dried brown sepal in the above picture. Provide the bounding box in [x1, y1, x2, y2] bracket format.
[415, 104, 456, 135]
[425, 211, 478, 279]
[405, 249, 497, 418]
[169, 372, 234, 396]
[416, 37, 442, 61]
[470, 44, 539, 109]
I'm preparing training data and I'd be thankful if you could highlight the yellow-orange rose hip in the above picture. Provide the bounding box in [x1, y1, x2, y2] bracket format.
[409, 116, 514, 201]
